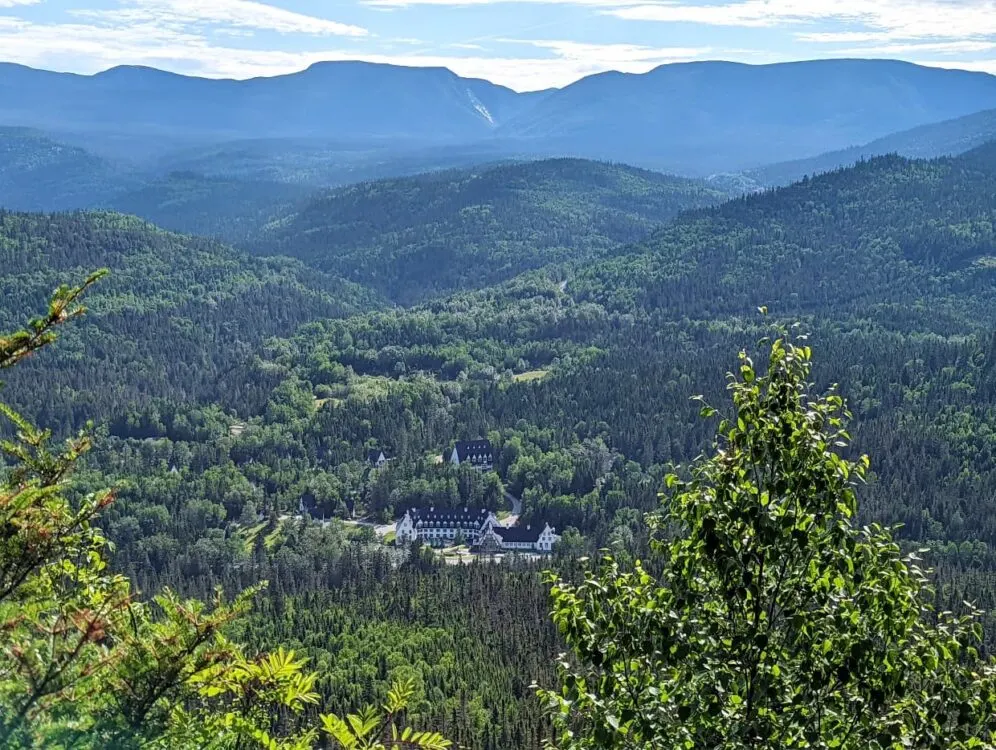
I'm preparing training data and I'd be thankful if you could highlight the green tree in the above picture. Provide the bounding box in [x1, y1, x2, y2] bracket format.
[541, 330, 996, 749]
[0, 275, 449, 749]
[322, 677, 450, 750]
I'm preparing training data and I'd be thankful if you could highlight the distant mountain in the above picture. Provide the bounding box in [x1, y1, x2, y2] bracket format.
[0, 126, 138, 209]
[0, 129, 311, 239]
[104, 172, 313, 243]
[751, 108, 996, 186]
[496, 59, 996, 174]
[0, 61, 541, 142]
[152, 138, 532, 186]
[4, 59, 996, 177]
[248, 158, 730, 303]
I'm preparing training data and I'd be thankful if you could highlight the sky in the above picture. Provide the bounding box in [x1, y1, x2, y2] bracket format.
[1, 0, 995, 91]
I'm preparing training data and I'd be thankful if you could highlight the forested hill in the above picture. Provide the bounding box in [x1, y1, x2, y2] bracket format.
[105, 172, 314, 244]
[751, 107, 996, 187]
[8, 142, 996, 749]
[0, 126, 137, 210]
[572, 145, 996, 330]
[0, 210, 378, 430]
[248, 158, 730, 304]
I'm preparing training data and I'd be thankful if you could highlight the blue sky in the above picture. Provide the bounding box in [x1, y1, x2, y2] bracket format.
[1, 0, 995, 90]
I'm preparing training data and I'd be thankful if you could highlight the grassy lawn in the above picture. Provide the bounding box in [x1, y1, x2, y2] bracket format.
[497, 510, 511, 521]
[512, 369, 549, 383]
[237, 518, 286, 552]
[383, 530, 397, 545]
[263, 524, 284, 550]
[343, 524, 376, 542]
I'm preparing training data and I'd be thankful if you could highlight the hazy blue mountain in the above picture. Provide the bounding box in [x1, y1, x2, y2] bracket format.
[5, 58, 996, 179]
[103, 172, 314, 243]
[749, 108, 996, 186]
[153, 137, 533, 185]
[0, 128, 310, 237]
[0, 126, 140, 209]
[0, 60, 541, 142]
[496, 59, 996, 174]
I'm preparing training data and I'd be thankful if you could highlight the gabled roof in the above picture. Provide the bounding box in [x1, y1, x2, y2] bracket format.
[409, 507, 491, 526]
[494, 525, 544, 543]
[453, 439, 493, 462]
[367, 449, 386, 464]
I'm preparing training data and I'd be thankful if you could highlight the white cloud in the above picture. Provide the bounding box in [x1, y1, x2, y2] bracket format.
[0, 15, 727, 89]
[4, 0, 994, 92]
[796, 31, 900, 44]
[76, 0, 368, 36]
[0, 0, 38, 6]
[916, 58, 996, 74]
[833, 40, 996, 55]
[364, 0, 632, 6]
[609, 1, 996, 41]
[504, 38, 712, 64]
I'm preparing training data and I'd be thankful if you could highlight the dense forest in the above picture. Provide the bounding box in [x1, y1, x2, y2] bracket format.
[248, 159, 730, 303]
[0, 210, 378, 427]
[6, 147, 996, 747]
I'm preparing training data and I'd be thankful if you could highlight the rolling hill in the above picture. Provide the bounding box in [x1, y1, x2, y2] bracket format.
[751, 108, 996, 186]
[572, 142, 996, 329]
[0, 210, 378, 429]
[103, 172, 314, 243]
[247, 158, 731, 303]
[0, 126, 139, 210]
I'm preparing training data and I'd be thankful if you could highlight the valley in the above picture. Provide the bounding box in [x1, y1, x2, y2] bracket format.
[5, 54, 996, 749]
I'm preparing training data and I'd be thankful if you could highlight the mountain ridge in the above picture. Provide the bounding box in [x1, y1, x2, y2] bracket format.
[4, 58, 996, 175]
[750, 108, 996, 186]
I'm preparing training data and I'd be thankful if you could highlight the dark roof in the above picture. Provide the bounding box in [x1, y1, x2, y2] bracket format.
[453, 439, 493, 462]
[494, 525, 543, 543]
[367, 449, 386, 463]
[410, 507, 490, 525]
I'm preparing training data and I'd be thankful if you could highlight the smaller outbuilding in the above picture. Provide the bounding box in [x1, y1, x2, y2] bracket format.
[447, 439, 494, 471]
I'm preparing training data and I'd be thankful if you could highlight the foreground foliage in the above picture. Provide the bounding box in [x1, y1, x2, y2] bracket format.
[542, 330, 996, 748]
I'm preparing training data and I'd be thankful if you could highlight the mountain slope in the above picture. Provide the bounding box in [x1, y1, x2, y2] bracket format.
[0, 126, 139, 209]
[103, 172, 314, 243]
[498, 59, 996, 174]
[751, 108, 996, 186]
[0, 210, 378, 428]
[4, 59, 996, 177]
[248, 158, 731, 303]
[150, 138, 532, 186]
[571, 147, 996, 330]
[0, 61, 540, 143]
